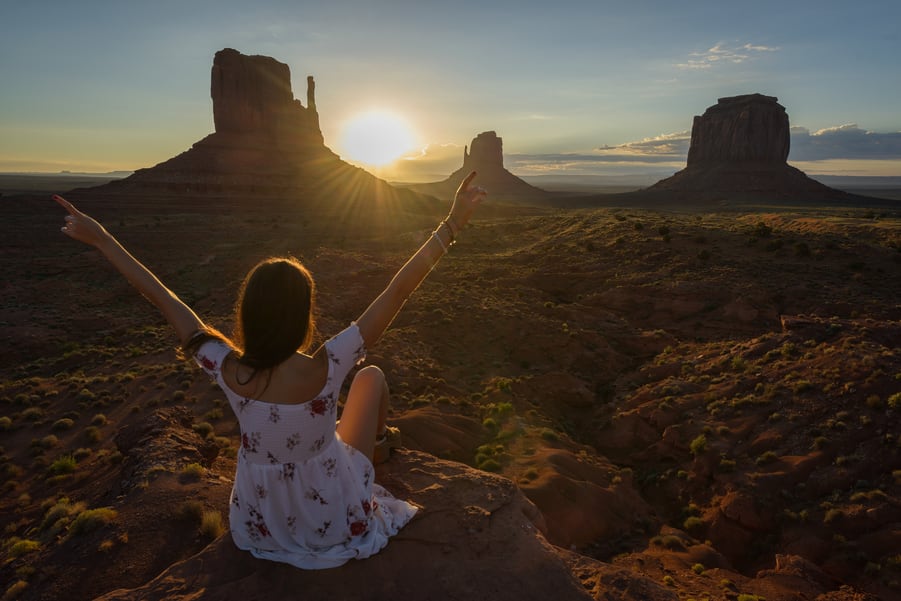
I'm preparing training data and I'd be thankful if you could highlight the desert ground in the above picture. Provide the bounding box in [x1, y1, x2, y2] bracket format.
[1, 186, 900, 600]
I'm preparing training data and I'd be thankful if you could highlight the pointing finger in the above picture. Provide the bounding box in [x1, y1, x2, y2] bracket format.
[52, 194, 84, 216]
[458, 171, 477, 192]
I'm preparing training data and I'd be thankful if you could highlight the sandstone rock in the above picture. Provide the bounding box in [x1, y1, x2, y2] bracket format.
[211, 48, 295, 135]
[79, 49, 427, 208]
[644, 94, 864, 204]
[114, 406, 219, 494]
[687, 94, 790, 166]
[94, 450, 609, 601]
[404, 131, 547, 202]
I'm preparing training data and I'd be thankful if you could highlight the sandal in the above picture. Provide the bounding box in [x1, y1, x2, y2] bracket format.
[373, 426, 402, 465]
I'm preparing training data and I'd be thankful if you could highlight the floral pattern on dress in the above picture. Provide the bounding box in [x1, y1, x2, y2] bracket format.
[242, 432, 261, 453]
[286, 433, 301, 450]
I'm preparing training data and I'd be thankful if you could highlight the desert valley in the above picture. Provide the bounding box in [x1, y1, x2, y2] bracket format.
[1, 50, 900, 601]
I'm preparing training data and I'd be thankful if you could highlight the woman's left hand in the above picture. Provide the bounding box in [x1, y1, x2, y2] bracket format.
[52, 195, 110, 248]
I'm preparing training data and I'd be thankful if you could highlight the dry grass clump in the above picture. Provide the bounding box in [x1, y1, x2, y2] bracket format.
[67, 507, 118, 537]
[199, 510, 225, 539]
[180, 462, 205, 481]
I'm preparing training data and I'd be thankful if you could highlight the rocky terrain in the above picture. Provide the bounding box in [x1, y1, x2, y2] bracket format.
[1, 49, 900, 601]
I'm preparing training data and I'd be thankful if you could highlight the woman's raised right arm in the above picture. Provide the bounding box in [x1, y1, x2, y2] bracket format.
[52, 195, 205, 345]
[355, 171, 486, 349]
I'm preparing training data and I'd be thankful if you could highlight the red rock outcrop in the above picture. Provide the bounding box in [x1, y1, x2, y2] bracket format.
[405, 131, 547, 202]
[93, 450, 628, 601]
[81, 49, 426, 207]
[686, 93, 790, 166]
[647, 94, 856, 203]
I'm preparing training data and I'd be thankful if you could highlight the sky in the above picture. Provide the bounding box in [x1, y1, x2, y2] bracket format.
[1, 0, 900, 182]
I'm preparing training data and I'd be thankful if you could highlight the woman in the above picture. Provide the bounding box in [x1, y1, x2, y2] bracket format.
[52, 171, 487, 569]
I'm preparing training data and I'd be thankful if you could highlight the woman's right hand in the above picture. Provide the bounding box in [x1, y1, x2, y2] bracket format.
[53, 195, 111, 248]
[448, 171, 487, 229]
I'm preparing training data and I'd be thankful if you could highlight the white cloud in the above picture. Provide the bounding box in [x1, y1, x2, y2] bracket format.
[676, 42, 779, 70]
[790, 124, 901, 160]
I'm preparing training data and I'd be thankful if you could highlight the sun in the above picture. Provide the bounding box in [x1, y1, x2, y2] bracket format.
[340, 110, 416, 167]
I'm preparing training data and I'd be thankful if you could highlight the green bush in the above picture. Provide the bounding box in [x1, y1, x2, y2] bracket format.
[51, 418, 75, 431]
[689, 434, 707, 456]
[47, 455, 77, 475]
[68, 507, 118, 537]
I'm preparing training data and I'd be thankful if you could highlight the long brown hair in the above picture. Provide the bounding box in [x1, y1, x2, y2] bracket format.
[182, 257, 317, 380]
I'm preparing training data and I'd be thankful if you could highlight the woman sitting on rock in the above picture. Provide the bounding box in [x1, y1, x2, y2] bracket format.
[52, 172, 486, 569]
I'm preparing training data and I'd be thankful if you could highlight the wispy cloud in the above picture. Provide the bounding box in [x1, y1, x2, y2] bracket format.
[676, 42, 779, 70]
[596, 131, 691, 157]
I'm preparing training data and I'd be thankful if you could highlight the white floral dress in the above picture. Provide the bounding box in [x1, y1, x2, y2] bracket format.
[194, 323, 417, 569]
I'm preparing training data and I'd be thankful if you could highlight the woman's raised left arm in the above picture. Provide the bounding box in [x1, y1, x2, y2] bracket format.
[52, 194, 204, 345]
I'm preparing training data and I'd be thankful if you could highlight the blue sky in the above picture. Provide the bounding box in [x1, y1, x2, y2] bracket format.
[1, 0, 899, 180]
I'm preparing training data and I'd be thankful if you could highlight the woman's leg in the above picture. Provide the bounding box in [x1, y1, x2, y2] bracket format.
[337, 365, 389, 462]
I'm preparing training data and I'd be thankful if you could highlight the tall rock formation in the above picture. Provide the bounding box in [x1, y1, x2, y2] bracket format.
[647, 93, 855, 203]
[686, 93, 790, 166]
[85, 49, 427, 209]
[405, 131, 547, 202]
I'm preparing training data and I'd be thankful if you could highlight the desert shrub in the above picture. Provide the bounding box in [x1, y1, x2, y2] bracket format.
[481, 417, 498, 431]
[47, 455, 77, 475]
[0, 416, 13, 431]
[39, 434, 59, 449]
[8, 538, 39, 559]
[756, 451, 778, 465]
[83, 426, 101, 443]
[91, 413, 108, 426]
[888, 392, 901, 409]
[651, 534, 685, 550]
[72, 447, 91, 461]
[21, 407, 44, 421]
[180, 463, 204, 480]
[51, 418, 75, 431]
[203, 408, 223, 421]
[192, 422, 214, 438]
[737, 595, 764, 601]
[691, 563, 705, 575]
[657, 225, 670, 236]
[633, 221, 644, 231]
[41, 498, 87, 540]
[850, 489, 887, 502]
[824, 508, 843, 524]
[177, 500, 204, 522]
[200, 510, 225, 539]
[683, 516, 705, 531]
[68, 507, 117, 537]
[3, 581, 28, 601]
[689, 434, 707, 456]
[662, 575, 675, 586]
[539, 428, 559, 442]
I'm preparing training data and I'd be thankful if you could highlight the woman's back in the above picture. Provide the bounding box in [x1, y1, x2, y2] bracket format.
[195, 323, 416, 568]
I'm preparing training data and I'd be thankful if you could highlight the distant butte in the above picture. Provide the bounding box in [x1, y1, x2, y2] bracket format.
[647, 93, 861, 203]
[405, 131, 547, 202]
[81, 48, 429, 208]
